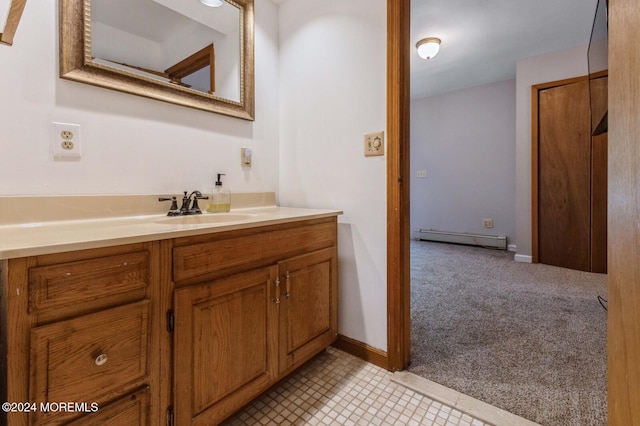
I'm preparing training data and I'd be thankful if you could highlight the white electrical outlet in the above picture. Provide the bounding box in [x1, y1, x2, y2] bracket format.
[483, 218, 494, 228]
[51, 122, 81, 160]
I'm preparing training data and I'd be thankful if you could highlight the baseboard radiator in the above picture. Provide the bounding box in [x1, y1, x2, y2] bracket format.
[415, 229, 507, 250]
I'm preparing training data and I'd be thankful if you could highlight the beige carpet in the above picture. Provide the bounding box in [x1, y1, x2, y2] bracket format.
[409, 240, 607, 426]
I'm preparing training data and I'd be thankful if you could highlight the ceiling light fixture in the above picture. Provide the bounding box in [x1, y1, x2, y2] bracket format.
[416, 37, 441, 60]
[200, 0, 223, 7]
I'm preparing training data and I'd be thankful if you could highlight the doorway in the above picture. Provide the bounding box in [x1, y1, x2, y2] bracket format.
[532, 75, 608, 273]
[388, 0, 640, 424]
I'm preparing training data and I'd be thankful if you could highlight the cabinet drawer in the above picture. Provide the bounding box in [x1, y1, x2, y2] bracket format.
[29, 301, 150, 425]
[28, 251, 149, 315]
[173, 220, 336, 283]
[67, 387, 149, 426]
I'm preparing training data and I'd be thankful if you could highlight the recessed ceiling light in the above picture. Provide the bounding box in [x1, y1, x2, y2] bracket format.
[416, 37, 441, 60]
[200, 0, 224, 7]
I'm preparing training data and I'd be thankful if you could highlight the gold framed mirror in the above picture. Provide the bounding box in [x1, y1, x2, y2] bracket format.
[0, 0, 27, 46]
[59, 0, 255, 120]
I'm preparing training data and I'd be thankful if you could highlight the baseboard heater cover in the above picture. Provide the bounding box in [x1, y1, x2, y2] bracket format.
[415, 229, 507, 250]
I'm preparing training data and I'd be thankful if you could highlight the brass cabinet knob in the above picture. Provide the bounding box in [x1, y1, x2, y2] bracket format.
[95, 353, 108, 366]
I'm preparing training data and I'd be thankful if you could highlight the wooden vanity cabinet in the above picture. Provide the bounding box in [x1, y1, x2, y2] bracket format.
[170, 217, 338, 425]
[0, 216, 338, 426]
[0, 242, 159, 426]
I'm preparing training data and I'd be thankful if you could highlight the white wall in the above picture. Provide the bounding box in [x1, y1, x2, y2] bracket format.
[411, 79, 516, 244]
[3, 0, 388, 352]
[0, 0, 279, 196]
[278, 0, 388, 350]
[514, 45, 588, 260]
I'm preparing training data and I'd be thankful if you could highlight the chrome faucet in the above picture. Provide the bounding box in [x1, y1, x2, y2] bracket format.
[159, 191, 209, 216]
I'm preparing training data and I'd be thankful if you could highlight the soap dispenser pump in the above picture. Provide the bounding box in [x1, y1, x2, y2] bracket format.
[208, 173, 231, 213]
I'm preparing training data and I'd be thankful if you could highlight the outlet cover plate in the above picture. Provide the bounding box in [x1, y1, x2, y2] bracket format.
[51, 122, 81, 160]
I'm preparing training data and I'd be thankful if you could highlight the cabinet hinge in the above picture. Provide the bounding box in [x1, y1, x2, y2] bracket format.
[166, 406, 174, 426]
[166, 310, 174, 332]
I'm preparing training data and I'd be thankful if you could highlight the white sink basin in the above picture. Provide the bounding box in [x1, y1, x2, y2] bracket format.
[154, 214, 255, 225]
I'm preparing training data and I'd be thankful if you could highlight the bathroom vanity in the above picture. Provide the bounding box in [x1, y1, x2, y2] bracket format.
[0, 194, 340, 425]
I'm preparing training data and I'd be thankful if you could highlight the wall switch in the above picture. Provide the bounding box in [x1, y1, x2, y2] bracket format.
[241, 147, 252, 166]
[51, 122, 81, 160]
[364, 131, 384, 157]
[417, 170, 427, 178]
[483, 218, 494, 228]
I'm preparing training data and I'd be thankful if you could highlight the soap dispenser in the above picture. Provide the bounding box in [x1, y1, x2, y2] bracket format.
[207, 173, 231, 213]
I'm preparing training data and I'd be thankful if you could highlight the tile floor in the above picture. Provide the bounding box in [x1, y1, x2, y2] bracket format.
[223, 347, 493, 426]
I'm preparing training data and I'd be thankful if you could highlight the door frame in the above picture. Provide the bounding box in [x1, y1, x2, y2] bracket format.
[386, 0, 411, 371]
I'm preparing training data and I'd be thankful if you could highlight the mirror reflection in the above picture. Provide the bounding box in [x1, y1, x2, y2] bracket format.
[91, 0, 241, 101]
[60, 0, 254, 119]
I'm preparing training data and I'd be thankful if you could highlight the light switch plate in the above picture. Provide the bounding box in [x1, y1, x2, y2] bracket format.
[241, 147, 252, 166]
[364, 131, 384, 157]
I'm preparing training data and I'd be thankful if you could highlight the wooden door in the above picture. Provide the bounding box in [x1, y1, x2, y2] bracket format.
[538, 79, 592, 271]
[608, 0, 640, 422]
[173, 266, 278, 426]
[278, 248, 337, 375]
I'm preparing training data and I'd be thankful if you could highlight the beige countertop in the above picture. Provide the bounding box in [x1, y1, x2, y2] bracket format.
[0, 194, 342, 259]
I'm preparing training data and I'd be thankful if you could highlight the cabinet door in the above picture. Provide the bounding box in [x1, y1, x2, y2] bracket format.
[278, 248, 337, 374]
[173, 266, 278, 426]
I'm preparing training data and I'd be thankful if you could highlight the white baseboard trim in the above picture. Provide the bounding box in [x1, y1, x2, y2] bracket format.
[507, 244, 517, 252]
[514, 254, 533, 263]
